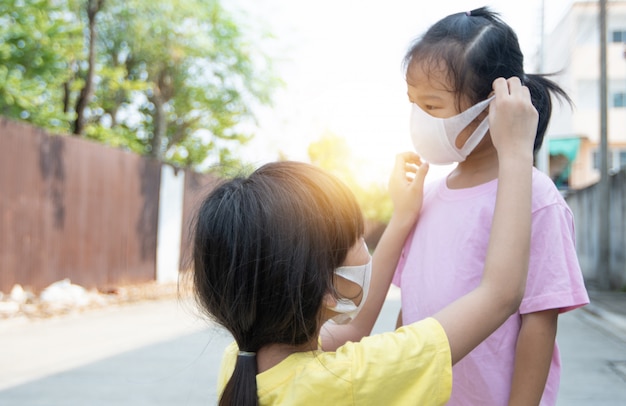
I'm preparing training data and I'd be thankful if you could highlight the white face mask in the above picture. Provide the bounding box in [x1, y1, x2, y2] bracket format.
[327, 256, 372, 324]
[410, 96, 494, 165]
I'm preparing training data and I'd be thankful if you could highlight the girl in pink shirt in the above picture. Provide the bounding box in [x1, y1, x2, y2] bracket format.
[393, 7, 589, 406]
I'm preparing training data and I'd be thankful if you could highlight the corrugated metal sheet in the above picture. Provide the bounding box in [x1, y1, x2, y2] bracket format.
[178, 169, 219, 272]
[0, 118, 161, 293]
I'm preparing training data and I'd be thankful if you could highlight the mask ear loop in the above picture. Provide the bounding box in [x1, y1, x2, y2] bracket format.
[444, 96, 495, 132]
[449, 96, 495, 154]
[460, 115, 490, 154]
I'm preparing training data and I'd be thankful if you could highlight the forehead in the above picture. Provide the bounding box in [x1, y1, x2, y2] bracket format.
[406, 60, 455, 99]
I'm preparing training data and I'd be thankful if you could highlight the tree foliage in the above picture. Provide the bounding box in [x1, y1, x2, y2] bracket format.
[308, 133, 393, 223]
[0, 0, 280, 169]
[0, 0, 81, 132]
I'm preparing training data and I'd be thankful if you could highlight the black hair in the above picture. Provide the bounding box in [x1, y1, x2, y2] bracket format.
[403, 6, 572, 154]
[192, 161, 364, 406]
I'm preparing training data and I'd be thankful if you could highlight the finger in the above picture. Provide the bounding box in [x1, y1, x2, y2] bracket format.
[396, 151, 422, 166]
[394, 152, 421, 176]
[492, 77, 508, 97]
[506, 76, 522, 93]
[410, 162, 429, 187]
[520, 84, 531, 99]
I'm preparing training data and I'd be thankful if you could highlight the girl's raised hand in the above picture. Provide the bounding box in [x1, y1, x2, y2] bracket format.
[388, 152, 429, 225]
[489, 77, 538, 161]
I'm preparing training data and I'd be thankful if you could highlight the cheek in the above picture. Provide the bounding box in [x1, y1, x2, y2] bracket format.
[333, 276, 363, 304]
[455, 120, 481, 149]
[454, 111, 489, 149]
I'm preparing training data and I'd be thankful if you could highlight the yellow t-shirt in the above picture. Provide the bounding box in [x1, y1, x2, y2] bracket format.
[217, 317, 452, 405]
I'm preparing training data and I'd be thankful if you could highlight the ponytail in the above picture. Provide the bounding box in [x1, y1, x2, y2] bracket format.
[219, 354, 258, 406]
[524, 73, 573, 153]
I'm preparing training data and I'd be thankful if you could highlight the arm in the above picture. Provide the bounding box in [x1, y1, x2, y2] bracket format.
[508, 309, 559, 406]
[321, 153, 429, 350]
[433, 77, 538, 365]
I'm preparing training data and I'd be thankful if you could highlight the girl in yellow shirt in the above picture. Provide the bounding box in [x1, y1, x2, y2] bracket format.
[192, 77, 537, 405]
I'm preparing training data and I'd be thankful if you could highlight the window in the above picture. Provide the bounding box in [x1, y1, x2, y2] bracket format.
[613, 92, 626, 108]
[593, 149, 612, 169]
[620, 151, 626, 168]
[593, 149, 626, 170]
[612, 30, 626, 43]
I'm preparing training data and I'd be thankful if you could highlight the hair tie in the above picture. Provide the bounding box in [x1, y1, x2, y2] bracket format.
[238, 351, 256, 357]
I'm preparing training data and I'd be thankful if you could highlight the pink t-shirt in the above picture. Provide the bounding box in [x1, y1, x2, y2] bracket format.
[393, 168, 589, 406]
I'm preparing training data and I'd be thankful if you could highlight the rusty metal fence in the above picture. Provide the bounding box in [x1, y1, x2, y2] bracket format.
[178, 170, 219, 273]
[0, 118, 164, 293]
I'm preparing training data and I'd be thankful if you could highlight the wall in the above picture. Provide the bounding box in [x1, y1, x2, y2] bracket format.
[0, 119, 161, 293]
[566, 168, 626, 289]
[155, 165, 186, 284]
[178, 169, 219, 272]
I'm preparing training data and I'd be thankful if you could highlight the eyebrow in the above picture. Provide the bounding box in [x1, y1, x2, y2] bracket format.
[407, 86, 443, 98]
[418, 95, 445, 101]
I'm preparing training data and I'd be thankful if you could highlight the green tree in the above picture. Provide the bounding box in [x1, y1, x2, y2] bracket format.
[86, 0, 279, 168]
[73, 0, 105, 136]
[1, 0, 280, 170]
[308, 133, 393, 223]
[0, 0, 81, 132]
[308, 132, 354, 182]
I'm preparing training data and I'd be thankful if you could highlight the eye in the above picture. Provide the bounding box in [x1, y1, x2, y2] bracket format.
[424, 104, 437, 111]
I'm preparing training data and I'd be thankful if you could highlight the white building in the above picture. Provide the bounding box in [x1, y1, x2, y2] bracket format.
[544, 0, 626, 189]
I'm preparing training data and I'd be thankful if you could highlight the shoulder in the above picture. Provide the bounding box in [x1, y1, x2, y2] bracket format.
[423, 176, 446, 199]
[531, 168, 570, 213]
[217, 341, 238, 395]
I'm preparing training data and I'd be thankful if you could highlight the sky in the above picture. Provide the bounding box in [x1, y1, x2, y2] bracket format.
[226, 0, 575, 184]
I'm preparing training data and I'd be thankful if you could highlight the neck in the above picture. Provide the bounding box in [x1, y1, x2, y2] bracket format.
[256, 339, 319, 374]
[447, 147, 499, 189]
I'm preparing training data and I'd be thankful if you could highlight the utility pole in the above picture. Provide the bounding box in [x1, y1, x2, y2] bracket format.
[536, 0, 550, 175]
[598, 0, 611, 289]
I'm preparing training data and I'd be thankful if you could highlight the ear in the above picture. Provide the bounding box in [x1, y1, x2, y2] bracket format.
[320, 293, 339, 323]
[323, 292, 337, 309]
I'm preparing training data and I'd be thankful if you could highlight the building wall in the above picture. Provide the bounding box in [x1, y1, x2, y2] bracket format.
[545, 1, 626, 188]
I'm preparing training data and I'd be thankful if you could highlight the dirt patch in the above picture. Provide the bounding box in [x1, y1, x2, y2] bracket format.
[0, 280, 193, 320]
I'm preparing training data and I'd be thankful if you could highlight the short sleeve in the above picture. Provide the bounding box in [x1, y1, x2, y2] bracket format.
[344, 318, 453, 405]
[521, 203, 589, 314]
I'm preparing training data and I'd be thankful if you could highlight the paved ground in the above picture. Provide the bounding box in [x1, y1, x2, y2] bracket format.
[557, 309, 626, 405]
[0, 299, 227, 405]
[1, 288, 625, 405]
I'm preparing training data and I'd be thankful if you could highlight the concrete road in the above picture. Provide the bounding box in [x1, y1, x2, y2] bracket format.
[0, 299, 229, 405]
[1, 290, 625, 405]
[556, 309, 626, 405]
